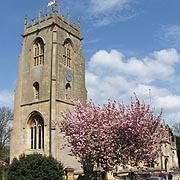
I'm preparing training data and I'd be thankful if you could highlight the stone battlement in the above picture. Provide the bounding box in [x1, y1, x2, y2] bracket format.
[23, 2, 81, 38]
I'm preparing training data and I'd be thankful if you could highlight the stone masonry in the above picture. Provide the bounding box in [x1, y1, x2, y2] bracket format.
[10, 2, 87, 173]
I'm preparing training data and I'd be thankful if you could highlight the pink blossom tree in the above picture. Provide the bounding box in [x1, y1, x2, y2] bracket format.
[58, 96, 165, 169]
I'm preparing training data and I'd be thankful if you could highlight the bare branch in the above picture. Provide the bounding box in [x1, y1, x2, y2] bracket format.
[0, 107, 13, 150]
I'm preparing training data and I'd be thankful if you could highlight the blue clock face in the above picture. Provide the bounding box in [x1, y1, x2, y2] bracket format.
[65, 70, 72, 82]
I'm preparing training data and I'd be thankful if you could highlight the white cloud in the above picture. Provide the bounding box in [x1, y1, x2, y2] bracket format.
[0, 90, 14, 108]
[86, 71, 99, 86]
[153, 48, 179, 65]
[61, 0, 135, 26]
[88, 49, 124, 76]
[84, 0, 135, 26]
[89, 0, 130, 14]
[87, 48, 180, 83]
[124, 49, 180, 83]
[165, 111, 180, 125]
[154, 95, 180, 112]
[160, 25, 180, 47]
[131, 84, 170, 100]
[86, 48, 180, 125]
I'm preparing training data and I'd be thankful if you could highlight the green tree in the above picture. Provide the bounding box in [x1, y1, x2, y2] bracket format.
[7, 154, 64, 180]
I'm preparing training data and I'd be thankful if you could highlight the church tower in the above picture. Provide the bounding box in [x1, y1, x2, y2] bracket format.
[10, 2, 87, 171]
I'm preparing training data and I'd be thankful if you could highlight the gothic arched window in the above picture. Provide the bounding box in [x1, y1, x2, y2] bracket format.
[27, 114, 44, 150]
[33, 82, 39, 100]
[65, 83, 71, 100]
[63, 39, 73, 68]
[33, 38, 44, 66]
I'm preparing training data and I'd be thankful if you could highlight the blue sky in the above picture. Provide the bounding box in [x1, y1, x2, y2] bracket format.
[1, 0, 180, 126]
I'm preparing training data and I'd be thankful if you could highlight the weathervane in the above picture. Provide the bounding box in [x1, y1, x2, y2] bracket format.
[48, 0, 57, 6]
[48, 0, 58, 12]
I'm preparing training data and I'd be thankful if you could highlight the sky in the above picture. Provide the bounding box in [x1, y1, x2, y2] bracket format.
[0, 0, 180, 126]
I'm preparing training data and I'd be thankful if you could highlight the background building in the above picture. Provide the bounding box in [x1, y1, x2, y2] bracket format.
[156, 126, 179, 171]
[116, 126, 179, 176]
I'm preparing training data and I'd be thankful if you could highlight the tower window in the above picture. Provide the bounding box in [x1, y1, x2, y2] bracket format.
[63, 39, 72, 68]
[33, 82, 39, 100]
[33, 38, 44, 66]
[28, 114, 44, 150]
[65, 83, 71, 100]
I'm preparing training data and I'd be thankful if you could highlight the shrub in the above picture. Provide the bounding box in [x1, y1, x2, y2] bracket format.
[0, 160, 8, 180]
[7, 154, 64, 180]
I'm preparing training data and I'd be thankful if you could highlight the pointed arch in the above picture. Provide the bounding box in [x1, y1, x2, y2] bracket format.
[63, 38, 73, 48]
[33, 37, 45, 66]
[65, 83, 71, 100]
[33, 82, 39, 100]
[63, 38, 73, 67]
[27, 112, 44, 150]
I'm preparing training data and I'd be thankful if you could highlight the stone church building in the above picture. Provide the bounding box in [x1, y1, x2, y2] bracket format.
[10, 1, 179, 174]
[10, 2, 86, 171]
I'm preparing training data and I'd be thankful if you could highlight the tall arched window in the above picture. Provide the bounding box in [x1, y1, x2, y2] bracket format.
[63, 39, 72, 68]
[65, 83, 71, 100]
[27, 114, 44, 150]
[33, 82, 39, 100]
[33, 38, 44, 66]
